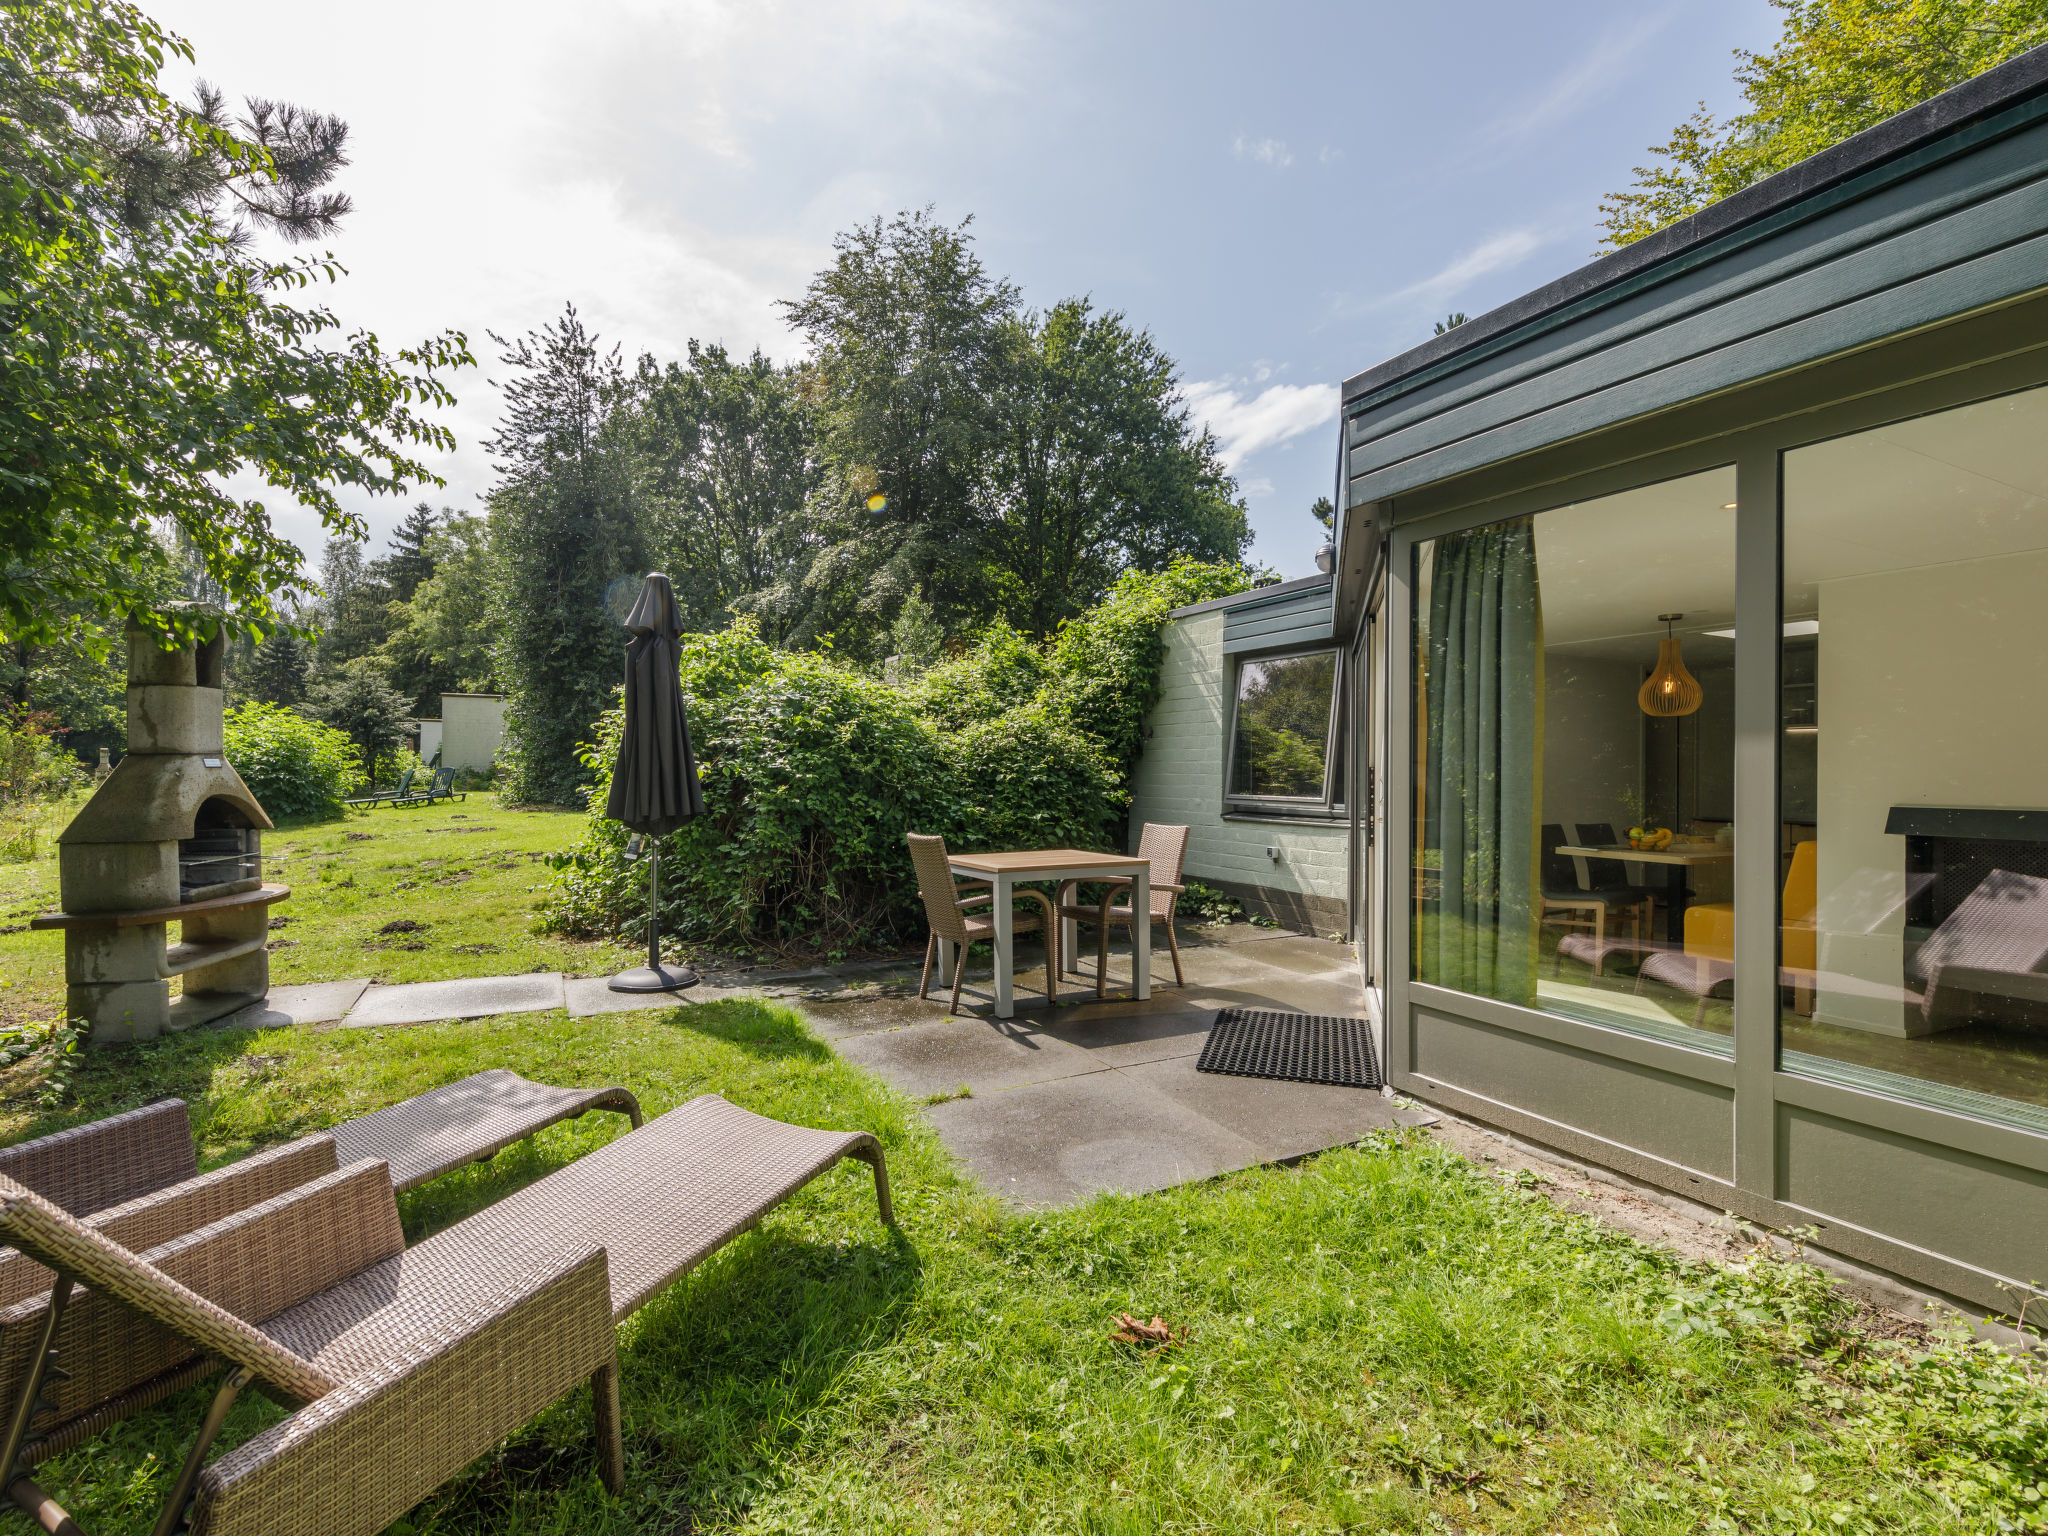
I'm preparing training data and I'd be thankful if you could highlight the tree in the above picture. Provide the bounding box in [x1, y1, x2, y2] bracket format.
[776, 208, 1018, 654]
[302, 655, 410, 783]
[0, 2, 470, 647]
[1434, 312, 1468, 335]
[1599, 0, 2048, 249]
[982, 298, 1248, 636]
[487, 306, 645, 804]
[382, 512, 496, 711]
[309, 538, 389, 670]
[629, 343, 818, 635]
[243, 630, 310, 706]
[371, 503, 440, 604]
[1310, 496, 1335, 533]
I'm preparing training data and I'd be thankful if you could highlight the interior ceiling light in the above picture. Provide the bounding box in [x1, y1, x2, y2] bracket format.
[1702, 618, 1820, 639]
[1722, 502, 1738, 510]
[1639, 613, 1704, 718]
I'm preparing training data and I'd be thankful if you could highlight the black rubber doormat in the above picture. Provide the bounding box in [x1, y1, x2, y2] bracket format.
[1196, 1008, 1382, 1089]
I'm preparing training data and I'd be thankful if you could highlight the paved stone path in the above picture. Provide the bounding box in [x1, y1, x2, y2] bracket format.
[222, 925, 1428, 1207]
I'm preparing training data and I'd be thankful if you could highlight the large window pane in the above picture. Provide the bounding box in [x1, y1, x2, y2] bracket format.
[1782, 385, 2048, 1132]
[1412, 468, 1738, 1050]
[1230, 651, 1336, 799]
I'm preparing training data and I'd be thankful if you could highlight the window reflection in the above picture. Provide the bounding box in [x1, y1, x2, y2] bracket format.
[1781, 384, 2048, 1132]
[1229, 651, 1338, 801]
[1413, 468, 1738, 1049]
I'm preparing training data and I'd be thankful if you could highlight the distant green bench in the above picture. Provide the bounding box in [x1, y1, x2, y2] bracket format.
[396, 764, 466, 807]
[345, 766, 416, 808]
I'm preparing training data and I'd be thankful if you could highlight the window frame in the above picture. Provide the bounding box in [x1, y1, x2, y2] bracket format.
[1222, 642, 1347, 820]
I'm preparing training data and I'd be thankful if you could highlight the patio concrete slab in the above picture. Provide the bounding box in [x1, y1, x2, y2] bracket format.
[216, 978, 371, 1029]
[563, 975, 697, 1018]
[804, 918, 1396, 1206]
[344, 972, 565, 1027]
[923, 1070, 1266, 1205]
[1119, 1055, 1407, 1163]
[803, 994, 949, 1041]
[1032, 1000, 1215, 1067]
[830, 1015, 1106, 1098]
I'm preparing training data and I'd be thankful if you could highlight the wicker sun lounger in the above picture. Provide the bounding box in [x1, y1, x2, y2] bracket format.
[0, 1072, 644, 1476]
[0, 1094, 890, 1536]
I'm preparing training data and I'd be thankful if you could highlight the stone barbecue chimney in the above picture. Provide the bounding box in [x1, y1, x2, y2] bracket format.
[35, 615, 290, 1041]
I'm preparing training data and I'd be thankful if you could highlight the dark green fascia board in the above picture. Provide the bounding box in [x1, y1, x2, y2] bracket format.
[1342, 77, 2048, 426]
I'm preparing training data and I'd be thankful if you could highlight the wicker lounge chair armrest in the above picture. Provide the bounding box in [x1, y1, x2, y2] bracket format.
[0, 1135, 340, 1309]
[0, 1178, 340, 1409]
[149, 1159, 405, 1329]
[955, 891, 996, 911]
[0, 1159, 394, 1433]
[193, 1243, 619, 1536]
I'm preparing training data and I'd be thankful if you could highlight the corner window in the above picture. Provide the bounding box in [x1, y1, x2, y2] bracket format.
[1780, 381, 2048, 1134]
[1227, 649, 1343, 815]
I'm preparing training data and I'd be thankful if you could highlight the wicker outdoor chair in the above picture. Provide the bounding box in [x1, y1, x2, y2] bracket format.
[0, 1093, 890, 1536]
[907, 833, 1059, 1014]
[0, 1073, 644, 1472]
[1056, 822, 1190, 996]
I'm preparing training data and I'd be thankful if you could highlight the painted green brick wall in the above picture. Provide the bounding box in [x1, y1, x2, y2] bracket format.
[1128, 611, 1351, 938]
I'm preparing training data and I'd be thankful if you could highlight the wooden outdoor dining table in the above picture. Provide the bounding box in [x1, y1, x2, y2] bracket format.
[943, 848, 1152, 1019]
[1552, 841, 1734, 942]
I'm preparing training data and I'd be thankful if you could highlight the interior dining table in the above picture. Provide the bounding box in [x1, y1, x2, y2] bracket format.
[942, 848, 1152, 1018]
[1552, 841, 1735, 942]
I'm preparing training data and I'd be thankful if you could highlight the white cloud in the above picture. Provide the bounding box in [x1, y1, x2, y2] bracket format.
[1232, 133, 1294, 169]
[1183, 379, 1338, 471]
[151, 0, 1037, 560]
[1388, 225, 1559, 311]
[1475, 10, 1675, 146]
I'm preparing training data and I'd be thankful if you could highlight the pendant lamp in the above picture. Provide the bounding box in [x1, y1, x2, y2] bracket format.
[1639, 613, 1703, 718]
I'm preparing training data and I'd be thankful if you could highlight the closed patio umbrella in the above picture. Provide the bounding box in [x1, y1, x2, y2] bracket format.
[606, 572, 706, 993]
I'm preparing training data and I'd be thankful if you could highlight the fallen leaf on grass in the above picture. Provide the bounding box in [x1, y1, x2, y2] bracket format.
[1110, 1313, 1191, 1353]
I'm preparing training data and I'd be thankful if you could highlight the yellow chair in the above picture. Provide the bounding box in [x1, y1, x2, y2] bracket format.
[1684, 840, 1817, 971]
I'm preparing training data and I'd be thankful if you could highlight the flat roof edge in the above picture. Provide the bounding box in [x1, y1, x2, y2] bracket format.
[1168, 574, 1331, 620]
[1342, 41, 2048, 408]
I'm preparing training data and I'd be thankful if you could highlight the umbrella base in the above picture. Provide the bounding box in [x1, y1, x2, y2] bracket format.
[608, 965, 701, 994]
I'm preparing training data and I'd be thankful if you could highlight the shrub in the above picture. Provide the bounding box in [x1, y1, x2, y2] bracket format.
[1044, 558, 1252, 781]
[1178, 878, 1245, 925]
[0, 709, 85, 810]
[540, 560, 1249, 956]
[543, 624, 1117, 954]
[221, 702, 365, 819]
[902, 619, 1050, 732]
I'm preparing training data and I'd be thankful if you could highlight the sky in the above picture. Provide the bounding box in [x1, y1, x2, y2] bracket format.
[152, 0, 1784, 582]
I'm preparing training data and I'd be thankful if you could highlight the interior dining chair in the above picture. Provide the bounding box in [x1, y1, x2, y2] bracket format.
[1541, 822, 1645, 962]
[905, 833, 1058, 1014]
[1572, 821, 1656, 939]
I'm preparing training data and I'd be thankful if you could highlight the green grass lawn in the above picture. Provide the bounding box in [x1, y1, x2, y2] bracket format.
[0, 793, 637, 1032]
[1, 800, 2043, 1533]
[0, 1003, 2037, 1535]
